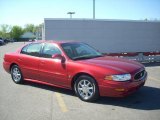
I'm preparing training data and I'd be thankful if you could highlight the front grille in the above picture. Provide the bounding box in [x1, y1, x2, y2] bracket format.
[134, 70, 145, 80]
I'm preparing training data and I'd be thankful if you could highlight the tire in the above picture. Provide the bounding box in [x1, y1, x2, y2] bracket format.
[11, 65, 23, 84]
[74, 75, 99, 102]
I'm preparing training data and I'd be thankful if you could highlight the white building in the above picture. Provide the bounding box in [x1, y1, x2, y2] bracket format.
[43, 18, 160, 54]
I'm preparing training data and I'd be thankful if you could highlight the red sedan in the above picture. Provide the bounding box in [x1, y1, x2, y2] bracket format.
[3, 41, 147, 101]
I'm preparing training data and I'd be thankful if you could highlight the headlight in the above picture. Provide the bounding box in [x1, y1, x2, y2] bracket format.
[104, 74, 131, 81]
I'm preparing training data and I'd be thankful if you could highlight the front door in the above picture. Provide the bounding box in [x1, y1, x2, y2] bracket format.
[38, 43, 69, 87]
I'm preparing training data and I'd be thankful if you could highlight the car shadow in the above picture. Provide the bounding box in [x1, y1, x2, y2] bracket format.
[22, 81, 160, 110]
[23, 81, 75, 96]
[97, 86, 160, 110]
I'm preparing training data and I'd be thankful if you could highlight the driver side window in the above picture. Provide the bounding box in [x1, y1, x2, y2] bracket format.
[42, 43, 61, 58]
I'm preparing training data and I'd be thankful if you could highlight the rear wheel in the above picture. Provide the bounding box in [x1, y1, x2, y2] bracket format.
[11, 65, 23, 84]
[74, 75, 99, 102]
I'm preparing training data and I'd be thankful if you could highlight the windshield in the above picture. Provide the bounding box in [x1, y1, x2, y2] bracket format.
[61, 42, 103, 60]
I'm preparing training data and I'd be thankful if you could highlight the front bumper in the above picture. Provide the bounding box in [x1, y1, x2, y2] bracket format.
[99, 73, 147, 97]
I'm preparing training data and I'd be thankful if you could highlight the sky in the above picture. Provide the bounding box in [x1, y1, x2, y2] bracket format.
[0, 0, 160, 26]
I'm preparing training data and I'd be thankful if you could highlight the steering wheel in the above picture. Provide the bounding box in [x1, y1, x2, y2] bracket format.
[79, 50, 88, 55]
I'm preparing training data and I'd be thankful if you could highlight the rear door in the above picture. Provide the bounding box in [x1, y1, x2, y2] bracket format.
[19, 43, 42, 80]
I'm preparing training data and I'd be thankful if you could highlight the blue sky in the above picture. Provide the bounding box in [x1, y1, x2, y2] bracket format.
[0, 0, 160, 26]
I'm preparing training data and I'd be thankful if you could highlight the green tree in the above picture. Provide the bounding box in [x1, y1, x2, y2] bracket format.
[24, 24, 37, 34]
[0, 31, 3, 38]
[0, 24, 12, 38]
[11, 26, 24, 41]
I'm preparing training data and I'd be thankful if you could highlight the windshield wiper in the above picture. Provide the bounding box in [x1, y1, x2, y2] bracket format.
[92, 55, 104, 58]
[73, 55, 103, 60]
[73, 56, 92, 60]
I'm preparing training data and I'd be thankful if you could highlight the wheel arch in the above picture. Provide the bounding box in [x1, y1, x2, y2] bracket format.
[10, 63, 18, 72]
[71, 72, 98, 90]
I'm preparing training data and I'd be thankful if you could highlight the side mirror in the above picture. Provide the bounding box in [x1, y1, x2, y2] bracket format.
[52, 54, 65, 63]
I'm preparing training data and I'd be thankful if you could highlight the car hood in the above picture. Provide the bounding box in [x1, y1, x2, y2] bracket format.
[78, 56, 144, 74]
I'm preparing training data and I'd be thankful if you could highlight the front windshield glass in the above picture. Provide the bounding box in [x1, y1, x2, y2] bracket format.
[61, 42, 103, 60]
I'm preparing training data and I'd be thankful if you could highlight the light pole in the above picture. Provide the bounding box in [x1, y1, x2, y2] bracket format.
[67, 12, 75, 19]
[93, 0, 95, 19]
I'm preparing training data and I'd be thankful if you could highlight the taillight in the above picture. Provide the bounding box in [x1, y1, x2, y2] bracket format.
[3, 55, 6, 61]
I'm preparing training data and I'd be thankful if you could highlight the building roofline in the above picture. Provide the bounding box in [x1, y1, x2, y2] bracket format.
[44, 18, 160, 23]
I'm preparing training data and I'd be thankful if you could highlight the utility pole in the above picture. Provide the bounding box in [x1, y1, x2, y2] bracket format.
[67, 12, 75, 19]
[93, 0, 95, 19]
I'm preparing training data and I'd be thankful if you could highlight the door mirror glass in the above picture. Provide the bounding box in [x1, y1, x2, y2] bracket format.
[52, 54, 65, 63]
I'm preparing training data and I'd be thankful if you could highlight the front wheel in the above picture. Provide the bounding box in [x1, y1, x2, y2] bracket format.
[74, 75, 99, 102]
[11, 65, 23, 84]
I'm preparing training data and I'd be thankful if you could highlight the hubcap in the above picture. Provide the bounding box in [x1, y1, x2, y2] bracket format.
[77, 80, 94, 100]
[12, 67, 21, 82]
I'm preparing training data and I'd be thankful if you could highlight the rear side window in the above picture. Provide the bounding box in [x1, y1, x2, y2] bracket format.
[42, 43, 61, 58]
[21, 43, 42, 57]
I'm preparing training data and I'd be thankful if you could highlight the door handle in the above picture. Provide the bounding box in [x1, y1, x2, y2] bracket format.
[40, 61, 45, 65]
[18, 58, 22, 61]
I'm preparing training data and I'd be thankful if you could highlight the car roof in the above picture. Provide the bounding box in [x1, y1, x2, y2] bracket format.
[19, 40, 82, 53]
[34, 40, 81, 45]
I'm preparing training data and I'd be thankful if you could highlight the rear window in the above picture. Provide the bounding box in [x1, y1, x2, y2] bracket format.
[21, 43, 42, 57]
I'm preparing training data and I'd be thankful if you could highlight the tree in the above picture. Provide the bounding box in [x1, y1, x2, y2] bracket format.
[10, 26, 24, 41]
[35, 23, 43, 40]
[0, 31, 3, 38]
[0, 23, 43, 40]
[0, 24, 12, 38]
[24, 24, 37, 34]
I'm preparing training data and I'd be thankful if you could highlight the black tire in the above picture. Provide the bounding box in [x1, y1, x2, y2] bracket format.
[11, 65, 23, 84]
[74, 75, 99, 102]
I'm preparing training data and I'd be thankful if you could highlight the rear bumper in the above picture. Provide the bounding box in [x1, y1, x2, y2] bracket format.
[3, 61, 10, 73]
[99, 74, 147, 97]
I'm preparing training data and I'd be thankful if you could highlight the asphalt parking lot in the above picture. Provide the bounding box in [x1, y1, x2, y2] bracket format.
[0, 42, 160, 120]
